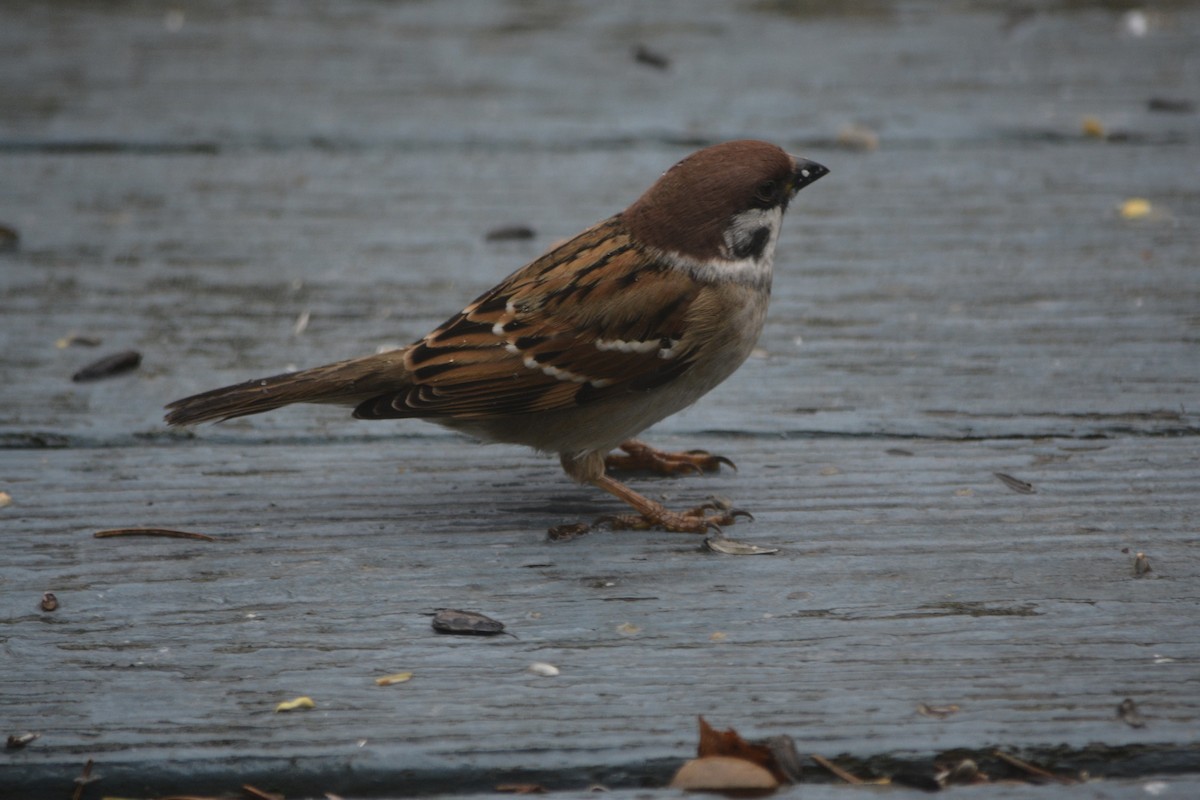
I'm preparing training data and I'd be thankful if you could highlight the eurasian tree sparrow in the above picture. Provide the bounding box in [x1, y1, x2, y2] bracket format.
[166, 140, 828, 533]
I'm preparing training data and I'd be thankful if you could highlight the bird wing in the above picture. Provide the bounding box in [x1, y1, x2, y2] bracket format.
[354, 218, 704, 420]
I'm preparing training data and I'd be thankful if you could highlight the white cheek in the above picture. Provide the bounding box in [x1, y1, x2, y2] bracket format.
[650, 207, 783, 289]
[668, 207, 781, 288]
[724, 207, 782, 260]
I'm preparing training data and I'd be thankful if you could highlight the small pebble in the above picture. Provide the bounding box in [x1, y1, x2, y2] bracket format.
[431, 608, 506, 636]
[1117, 697, 1147, 728]
[0, 222, 18, 252]
[632, 44, 670, 70]
[836, 123, 880, 151]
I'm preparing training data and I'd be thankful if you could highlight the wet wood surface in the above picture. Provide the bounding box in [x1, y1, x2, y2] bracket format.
[2, 1, 1198, 798]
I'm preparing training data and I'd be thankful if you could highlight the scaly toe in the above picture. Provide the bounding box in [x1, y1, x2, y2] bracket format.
[596, 513, 656, 531]
[604, 442, 735, 477]
[598, 511, 720, 534]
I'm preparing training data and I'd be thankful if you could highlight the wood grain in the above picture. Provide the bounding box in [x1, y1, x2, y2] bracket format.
[2, 1, 1197, 796]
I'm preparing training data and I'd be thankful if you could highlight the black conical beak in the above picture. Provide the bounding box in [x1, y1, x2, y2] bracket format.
[791, 157, 829, 194]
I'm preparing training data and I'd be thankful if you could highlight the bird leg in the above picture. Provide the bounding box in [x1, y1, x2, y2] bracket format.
[592, 474, 749, 533]
[603, 439, 735, 476]
[560, 450, 748, 534]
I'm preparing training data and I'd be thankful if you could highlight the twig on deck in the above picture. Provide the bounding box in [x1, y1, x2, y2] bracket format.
[810, 753, 864, 784]
[70, 758, 95, 800]
[94, 528, 217, 541]
[993, 750, 1076, 784]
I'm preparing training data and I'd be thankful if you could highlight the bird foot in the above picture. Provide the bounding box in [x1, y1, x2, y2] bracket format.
[599, 497, 753, 534]
[604, 439, 735, 476]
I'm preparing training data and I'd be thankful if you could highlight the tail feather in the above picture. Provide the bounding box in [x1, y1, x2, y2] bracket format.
[164, 351, 409, 426]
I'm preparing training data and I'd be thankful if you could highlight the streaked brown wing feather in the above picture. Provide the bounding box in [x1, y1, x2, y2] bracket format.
[354, 217, 702, 421]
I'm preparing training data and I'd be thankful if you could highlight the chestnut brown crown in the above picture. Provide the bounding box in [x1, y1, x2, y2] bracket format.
[622, 139, 827, 261]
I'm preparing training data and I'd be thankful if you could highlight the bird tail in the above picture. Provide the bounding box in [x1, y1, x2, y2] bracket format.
[164, 350, 409, 426]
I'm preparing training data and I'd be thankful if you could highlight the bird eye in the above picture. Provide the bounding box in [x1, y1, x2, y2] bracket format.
[754, 180, 777, 203]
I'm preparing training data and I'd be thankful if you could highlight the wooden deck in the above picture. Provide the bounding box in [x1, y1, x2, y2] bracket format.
[2, 2, 1198, 797]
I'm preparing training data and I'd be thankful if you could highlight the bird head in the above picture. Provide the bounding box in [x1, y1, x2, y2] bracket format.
[622, 140, 828, 268]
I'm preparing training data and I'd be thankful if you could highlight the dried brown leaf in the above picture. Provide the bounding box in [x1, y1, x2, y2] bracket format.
[670, 756, 778, 792]
[697, 716, 785, 782]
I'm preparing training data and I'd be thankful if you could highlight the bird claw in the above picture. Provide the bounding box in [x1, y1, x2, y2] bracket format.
[686, 450, 737, 472]
[692, 508, 754, 525]
[687, 495, 754, 523]
[604, 440, 737, 476]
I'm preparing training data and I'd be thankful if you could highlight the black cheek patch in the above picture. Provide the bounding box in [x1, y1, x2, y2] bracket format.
[731, 226, 771, 260]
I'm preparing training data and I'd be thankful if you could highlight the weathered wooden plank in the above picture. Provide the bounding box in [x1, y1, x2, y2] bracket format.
[2, 434, 1198, 793]
[1, 0, 1198, 796]
[3, 3, 1198, 443]
[2, 139, 1197, 444]
[2, 1, 1197, 149]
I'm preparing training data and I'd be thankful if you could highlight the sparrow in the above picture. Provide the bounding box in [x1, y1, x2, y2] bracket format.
[165, 140, 828, 533]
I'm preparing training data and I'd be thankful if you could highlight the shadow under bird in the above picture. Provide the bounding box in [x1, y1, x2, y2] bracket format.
[165, 140, 828, 533]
